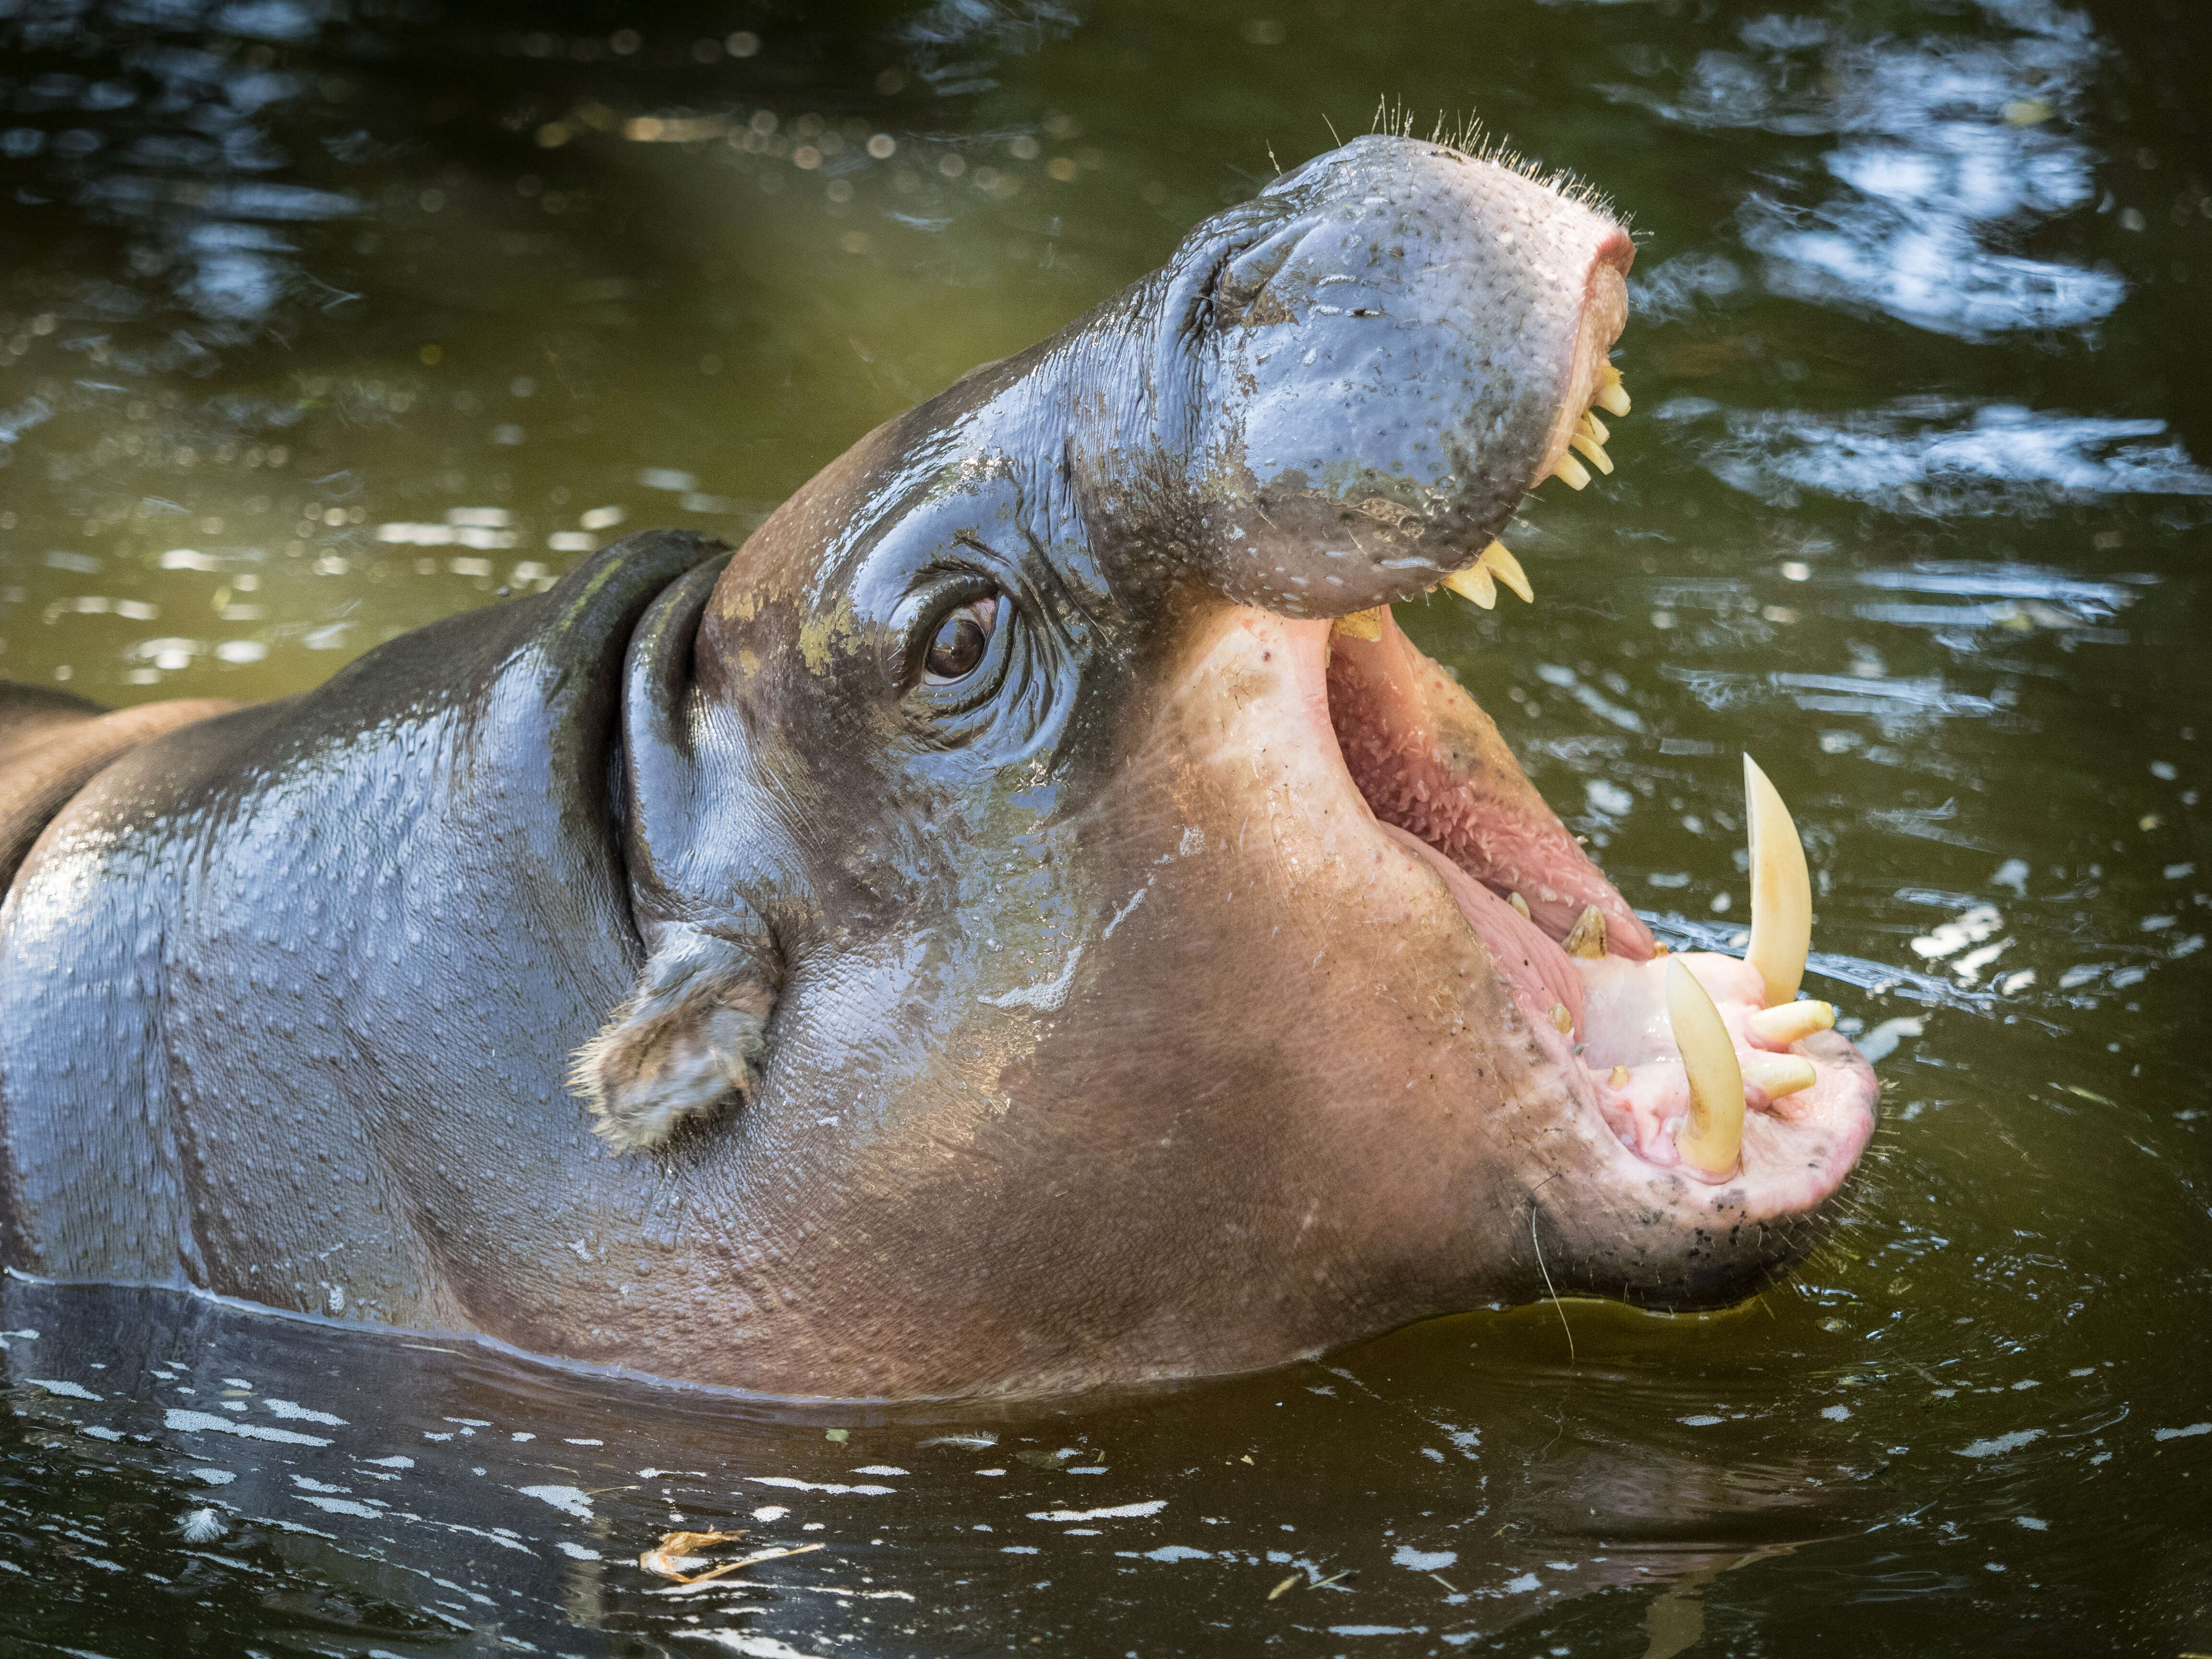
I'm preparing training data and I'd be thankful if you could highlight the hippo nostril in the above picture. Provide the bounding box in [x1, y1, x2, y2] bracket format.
[1212, 219, 1311, 329]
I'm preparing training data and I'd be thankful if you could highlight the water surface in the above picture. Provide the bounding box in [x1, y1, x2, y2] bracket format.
[3, 0, 2209, 1652]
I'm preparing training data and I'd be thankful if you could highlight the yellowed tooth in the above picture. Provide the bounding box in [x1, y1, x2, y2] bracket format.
[1550, 1002, 1574, 1034]
[1668, 959, 1744, 1178]
[1552, 451, 1592, 491]
[1508, 890, 1531, 919]
[1741, 1053, 1818, 1101]
[1743, 753, 1813, 1007]
[1595, 364, 1631, 418]
[1579, 410, 1611, 445]
[1443, 563, 1498, 609]
[1480, 540, 1533, 604]
[1609, 1064, 1630, 1089]
[1562, 904, 1607, 960]
[1747, 999, 1836, 1047]
[1568, 432, 1614, 475]
[1332, 606, 1386, 641]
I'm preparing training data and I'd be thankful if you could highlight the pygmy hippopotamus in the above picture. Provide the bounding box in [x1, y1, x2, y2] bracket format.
[0, 136, 1878, 1398]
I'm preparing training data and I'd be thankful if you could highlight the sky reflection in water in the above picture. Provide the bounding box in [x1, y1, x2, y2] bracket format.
[1, 0, 2210, 1653]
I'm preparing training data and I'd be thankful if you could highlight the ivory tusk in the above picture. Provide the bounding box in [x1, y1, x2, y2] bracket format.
[1743, 752, 1813, 1007]
[1668, 959, 1744, 1178]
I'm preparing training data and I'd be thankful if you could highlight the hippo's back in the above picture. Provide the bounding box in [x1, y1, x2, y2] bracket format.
[0, 681, 239, 890]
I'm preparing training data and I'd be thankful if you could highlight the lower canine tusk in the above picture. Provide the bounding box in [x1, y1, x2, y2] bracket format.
[1332, 606, 1387, 640]
[1743, 752, 1813, 1007]
[1747, 999, 1835, 1047]
[1668, 960, 1744, 1178]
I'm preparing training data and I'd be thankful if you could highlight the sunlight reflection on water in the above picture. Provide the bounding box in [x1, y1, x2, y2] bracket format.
[2, 0, 2210, 1653]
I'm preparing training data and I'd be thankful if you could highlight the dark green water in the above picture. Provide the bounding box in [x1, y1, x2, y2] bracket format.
[3, 0, 2209, 1653]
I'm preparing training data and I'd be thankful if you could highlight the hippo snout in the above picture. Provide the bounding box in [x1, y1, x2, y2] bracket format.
[1129, 133, 1637, 618]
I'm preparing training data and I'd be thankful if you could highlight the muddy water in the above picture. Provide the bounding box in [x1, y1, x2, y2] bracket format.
[3, 0, 2209, 1652]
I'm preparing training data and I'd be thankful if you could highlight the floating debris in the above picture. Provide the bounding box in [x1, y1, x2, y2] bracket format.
[641, 1528, 743, 1580]
[639, 1528, 826, 1586]
[178, 1507, 227, 1543]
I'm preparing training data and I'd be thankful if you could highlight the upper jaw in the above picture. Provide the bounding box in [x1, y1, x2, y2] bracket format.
[1531, 241, 1635, 499]
[1156, 137, 1638, 618]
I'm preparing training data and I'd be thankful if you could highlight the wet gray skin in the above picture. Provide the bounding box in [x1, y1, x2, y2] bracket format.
[0, 137, 1875, 1398]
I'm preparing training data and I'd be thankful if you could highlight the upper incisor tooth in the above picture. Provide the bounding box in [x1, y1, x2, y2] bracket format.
[1580, 410, 1610, 445]
[1668, 959, 1744, 1178]
[1553, 451, 1592, 490]
[1443, 564, 1498, 609]
[1743, 753, 1813, 1007]
[1480, 541, 1533, 603]
[1747, 999, 1835, 1047]
[1568, 432, 1614, 474]
[1594, 366, 1631, 418]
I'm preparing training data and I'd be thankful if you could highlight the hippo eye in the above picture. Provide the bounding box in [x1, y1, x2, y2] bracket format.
[923, 595, 998, 685]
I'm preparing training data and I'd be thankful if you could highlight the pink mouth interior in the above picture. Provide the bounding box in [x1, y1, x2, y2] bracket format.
[1323, 621, 1652, 1008]
[1319, 616, 1876, 1199]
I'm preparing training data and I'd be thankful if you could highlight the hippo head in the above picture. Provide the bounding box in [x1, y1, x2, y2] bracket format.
[576, 136, 1878, 1397]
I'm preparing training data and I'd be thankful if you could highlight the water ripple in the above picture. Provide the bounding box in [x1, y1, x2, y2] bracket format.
[1658, 397, 2212, 514]
[1603, 0, 2121, 338]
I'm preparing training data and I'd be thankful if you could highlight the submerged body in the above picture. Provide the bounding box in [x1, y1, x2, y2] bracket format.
[0, 138, 1876, 1398]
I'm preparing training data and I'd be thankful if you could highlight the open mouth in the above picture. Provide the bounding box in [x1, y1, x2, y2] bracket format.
[1310, 359, 1877, 1219]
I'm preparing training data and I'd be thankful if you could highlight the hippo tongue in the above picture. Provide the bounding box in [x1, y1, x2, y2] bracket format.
[1324, 617, 1653, 960]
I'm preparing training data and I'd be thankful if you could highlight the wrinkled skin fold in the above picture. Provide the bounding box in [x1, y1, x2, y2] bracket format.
[0, 138, 1876, 1398]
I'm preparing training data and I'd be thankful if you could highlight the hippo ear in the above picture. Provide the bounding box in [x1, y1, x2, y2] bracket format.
[570, 927, 779, 1153]
[571, 552, 783, 1153]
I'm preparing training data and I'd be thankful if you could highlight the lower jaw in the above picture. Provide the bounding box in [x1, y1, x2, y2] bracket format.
[1317, 617, 1878, 1212]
